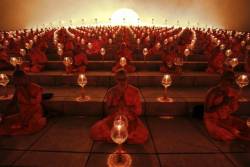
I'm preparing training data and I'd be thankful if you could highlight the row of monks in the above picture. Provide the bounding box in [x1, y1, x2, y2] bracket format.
[0, 68, 249, 143]
[0, 26, 250, 74]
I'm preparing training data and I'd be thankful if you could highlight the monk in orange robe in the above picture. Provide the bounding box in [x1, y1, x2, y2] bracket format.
[0, 45, 12, 70]
[148, 42, 164, 61]
[23, 45, 48, 73]
[160, 43, 177, 73]
[112, 43, 136, 73]
[105, 38, 117, 60]
[244, 46, 250, 73]
[64, 37, 74, 52]
[85, 40, 102, 60]
[66, 46, 88, 73]
[204, 71, 250, 141]
[206, 45, 226, 74]
[90, 69, 148, 144]
[0, 69, 47, 136]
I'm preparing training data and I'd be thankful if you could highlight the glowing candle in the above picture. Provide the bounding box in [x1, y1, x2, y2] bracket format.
[119, 57, 127, 67]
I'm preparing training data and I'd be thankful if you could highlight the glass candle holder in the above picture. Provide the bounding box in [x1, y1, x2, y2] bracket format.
[119, 57, 127, 68]
[76, 74, 90, 102]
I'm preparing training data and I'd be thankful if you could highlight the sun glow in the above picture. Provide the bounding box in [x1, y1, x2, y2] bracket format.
[111, 8, 139, 25]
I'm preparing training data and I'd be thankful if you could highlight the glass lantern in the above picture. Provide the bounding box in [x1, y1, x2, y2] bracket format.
[225, 49, 232, 57]
[120, 57, 127, 68]
[0, 73, 11, 99]
[158, 74, 173, 102]
[184, 48, 190, 57]
[228, 57, 239, 71]
[25, 42, 31, 50]
[10, 57, 18, 67]
[20, 49, 26, 57]
[63, 57, 73, 74]
[108, 115, 131, 167]
[142, 48, 149, 61]
[57, 48, 64, 59]
[100, 48, 106, 61]
[236, 74, 249, 101]
[76, 74, 90, 102]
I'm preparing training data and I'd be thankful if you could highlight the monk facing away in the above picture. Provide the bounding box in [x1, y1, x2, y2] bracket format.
[204, 71, 250, 141]
[0, 69, 47, 136]
[90, 69, 148, 144]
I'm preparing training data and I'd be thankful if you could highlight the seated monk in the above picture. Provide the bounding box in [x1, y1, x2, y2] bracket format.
[86, 41, 101, 60]
[66, 46, 88, 73]
[0, 69, 47, 136]
[244, 45, 250, 73]
[160, 44, 177, 73]
[90, 69, 148, 144]
[206, 45, 226, 74]
[0, 44, 12, 70]
[23, 44, 48, 73]
[112, 43, 136, 73]
[148, 42, 164, 61]
[204, 71, 250, 141]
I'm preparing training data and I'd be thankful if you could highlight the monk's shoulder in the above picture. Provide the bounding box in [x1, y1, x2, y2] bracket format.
[106, 85, 118, 96]
[127, 85, 140, 95]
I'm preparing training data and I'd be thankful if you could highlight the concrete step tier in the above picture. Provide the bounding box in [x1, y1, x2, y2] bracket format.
[3, 71, 233, 87]
[0, 87, 249, 116]
[44, 61, 245, 72]
[2, 60, 246, 72]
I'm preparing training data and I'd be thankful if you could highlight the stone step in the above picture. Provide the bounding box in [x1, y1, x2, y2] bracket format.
[1, 87, 249, 116]
[3, 71, 228, 87]
[4, 71, 250, 87]
[45, 61, 245, 72]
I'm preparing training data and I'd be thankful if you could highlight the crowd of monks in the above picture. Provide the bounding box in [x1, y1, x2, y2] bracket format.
[0, 26, 250, 73]
[0, 26, 250, 142]
[204, 71, 250, 141]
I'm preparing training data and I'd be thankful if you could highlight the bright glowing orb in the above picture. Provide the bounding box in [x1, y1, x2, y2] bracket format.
[111, 8, 139, 25]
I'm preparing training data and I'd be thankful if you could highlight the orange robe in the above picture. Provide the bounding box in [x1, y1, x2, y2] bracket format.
[112, 48, 136, 73]
[66, 52, 88, 73]
[0, 49, 11, 70]
[204, 86, 250, 141]
[105, 43, 117, 60]
[86, 40, 102, 60]
[207, 50, 225, 74]
[23, 48, 48, 73]
[148, 47, 164, 61]
[90, 85, 148, 144]
[160, 46, 177, 73]
[0, 83, 47, 136]
[244, 52, 250, 73]
[64, 40, 74, 51]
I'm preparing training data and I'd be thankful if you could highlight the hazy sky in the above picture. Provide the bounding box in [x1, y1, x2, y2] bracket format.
[0, 0, 249, 31]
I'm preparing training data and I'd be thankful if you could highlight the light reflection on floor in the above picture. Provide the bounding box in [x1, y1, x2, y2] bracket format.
[107, 149, 132, 167]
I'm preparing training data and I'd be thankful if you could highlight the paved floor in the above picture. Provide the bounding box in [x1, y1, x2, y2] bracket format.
[0, 116, 249, 167]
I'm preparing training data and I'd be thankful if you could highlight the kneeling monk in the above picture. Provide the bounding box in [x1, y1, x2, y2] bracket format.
[23, 45, 48, 73]
[0, 44, 12, 70]
[90, 69, 148, 144]
[204, 71, 250, 141]
[112, 43, 136, 73]
[0, 69, 47, 136]
[66, 46, 88, 73]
